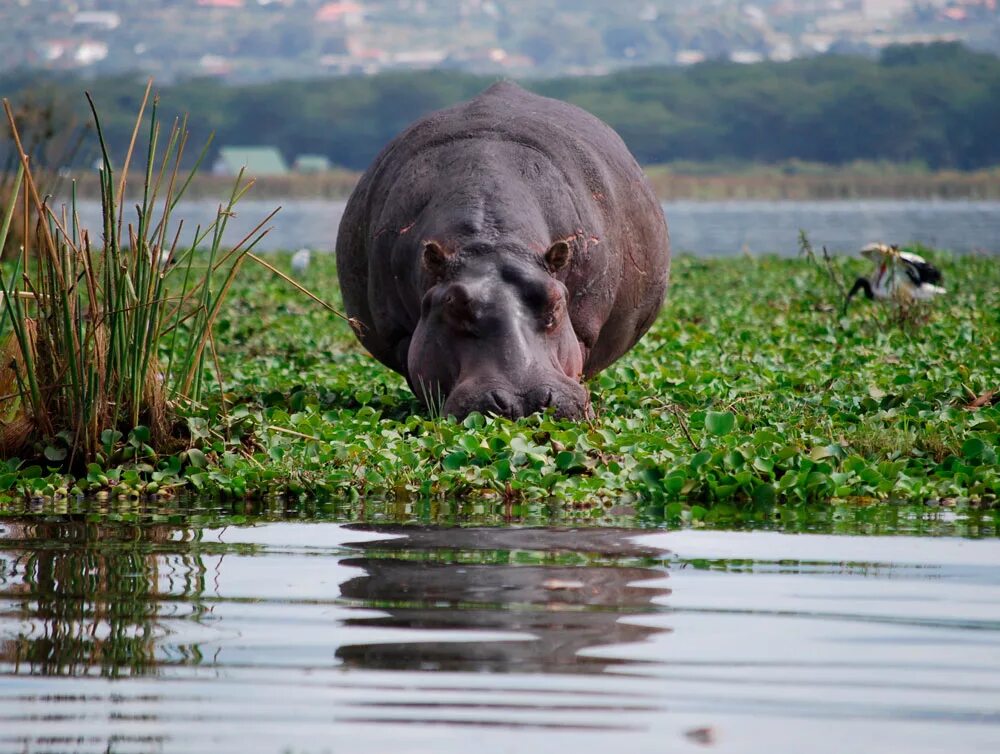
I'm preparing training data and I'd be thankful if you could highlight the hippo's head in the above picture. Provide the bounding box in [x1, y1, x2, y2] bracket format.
[407, 240, 591, 421]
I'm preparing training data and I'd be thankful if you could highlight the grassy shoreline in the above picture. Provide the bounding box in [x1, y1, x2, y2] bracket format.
[59, 164, 1000, 202]
[0, 250, 996, 519]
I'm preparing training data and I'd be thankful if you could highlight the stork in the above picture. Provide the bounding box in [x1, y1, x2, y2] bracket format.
[845, 243, 945, 310]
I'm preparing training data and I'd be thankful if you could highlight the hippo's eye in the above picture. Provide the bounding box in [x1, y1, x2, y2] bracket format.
[520, 277, 565, 332]
[521, 281, 549, 312]
[542, 298, 564, 331]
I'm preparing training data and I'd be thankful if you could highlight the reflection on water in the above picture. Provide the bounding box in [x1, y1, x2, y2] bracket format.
[0, 520, 210, 677]
[2, 501, 1000, 753]
[336, 527, 669, 675]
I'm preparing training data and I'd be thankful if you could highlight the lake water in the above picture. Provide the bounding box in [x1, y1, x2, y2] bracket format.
[2, 500, 999, 753]
[72, 199, 1000, 255]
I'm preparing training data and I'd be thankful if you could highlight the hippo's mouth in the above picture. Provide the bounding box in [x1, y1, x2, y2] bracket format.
[441, 377, 592, 421]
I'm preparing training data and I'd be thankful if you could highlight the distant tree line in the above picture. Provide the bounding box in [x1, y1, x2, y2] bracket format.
[2, 42, 999, 172]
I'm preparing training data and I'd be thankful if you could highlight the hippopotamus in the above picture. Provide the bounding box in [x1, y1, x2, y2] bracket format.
[335, 81, 670, 420]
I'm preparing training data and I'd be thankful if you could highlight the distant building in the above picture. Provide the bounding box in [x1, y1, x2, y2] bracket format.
[293, 154, 332, 173]
[390, 48, 448, 67]
[73, 11, 121, 31]
[730, 49, 765, 64]
[315, 2, 365, 26]
[675, 49, 707, 65]
[213, 147, 288, 177]
[36, 38, 109, 67]
[862, 0, 912, 20]
[75, 41, 108, 65]
[199, 54, 233, 76]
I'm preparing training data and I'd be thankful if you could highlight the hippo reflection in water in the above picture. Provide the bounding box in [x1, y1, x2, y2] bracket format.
[335, 526, 671, 674]
[336, 82, 670, 420]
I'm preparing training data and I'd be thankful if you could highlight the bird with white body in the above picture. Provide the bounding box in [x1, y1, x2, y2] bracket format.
[844, 243, 945, 311]
[291, 247, 311, 275]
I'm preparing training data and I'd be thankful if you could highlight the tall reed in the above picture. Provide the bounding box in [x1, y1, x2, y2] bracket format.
[0, 82, 275, 466]
[1, 97, 91, 258]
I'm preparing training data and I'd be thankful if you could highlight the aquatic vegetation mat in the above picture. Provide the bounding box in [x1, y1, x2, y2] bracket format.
[0, 244, 997, 515]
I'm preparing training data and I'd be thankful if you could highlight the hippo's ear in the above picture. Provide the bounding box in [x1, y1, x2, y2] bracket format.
[422, 241, 451, 279]
[544, 240, 573, 274]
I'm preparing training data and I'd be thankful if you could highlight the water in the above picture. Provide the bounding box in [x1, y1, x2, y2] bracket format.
[2, 501, 999, 753]
[72, 199, 1000, 255]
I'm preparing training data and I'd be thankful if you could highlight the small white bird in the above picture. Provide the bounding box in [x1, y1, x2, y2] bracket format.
[291, 247, 311, 275]
[845, 243, 945, 309]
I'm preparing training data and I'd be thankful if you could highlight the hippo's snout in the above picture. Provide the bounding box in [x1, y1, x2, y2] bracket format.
[443, 379, 591, 421]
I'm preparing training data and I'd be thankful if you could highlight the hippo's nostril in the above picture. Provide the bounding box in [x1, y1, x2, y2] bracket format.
[522, 382, 591, 420]
[524, 385, 559, 414]
[488, 389, 520, 418]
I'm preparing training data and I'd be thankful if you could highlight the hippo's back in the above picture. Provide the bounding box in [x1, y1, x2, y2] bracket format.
[357, 82, 647, 222]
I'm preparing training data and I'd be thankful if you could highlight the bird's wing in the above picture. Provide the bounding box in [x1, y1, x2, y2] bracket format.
[898, 250, 927, 266]
[912, 283, 946, 300]
[860, 242, 892, 262]
[901, 256, 943, 285]
[901, 260, 922, 288]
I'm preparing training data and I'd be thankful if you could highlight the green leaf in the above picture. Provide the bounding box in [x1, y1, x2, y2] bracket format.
[962, 438, 985, 461]
[690, 450, 712, 471]
[459, 435, 482, 453]
[510, 436, 531, 454]
[555, 450, 586, 471]
[442, 452, 468, 470]
[186, 448, 208, 469]
[462, 412, 486, 429]
[101, 429, 123, 450]
[130, 426, 151, 444]
[705, 410, 736, 436]
[494, 458, 512, 481]
[663, 473, 687, 494]
[44, 445, 67, 462]
[809, 445, 840, 461]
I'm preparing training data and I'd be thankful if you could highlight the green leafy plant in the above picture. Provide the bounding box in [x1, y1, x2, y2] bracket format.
[0, 234, 996, 510]
[0, 82, 274, 467]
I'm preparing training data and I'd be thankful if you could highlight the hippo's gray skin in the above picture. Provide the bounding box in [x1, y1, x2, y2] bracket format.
[336, 81, 670, 420]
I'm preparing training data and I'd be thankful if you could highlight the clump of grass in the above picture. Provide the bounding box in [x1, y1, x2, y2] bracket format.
[0, 82, 274, 467]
